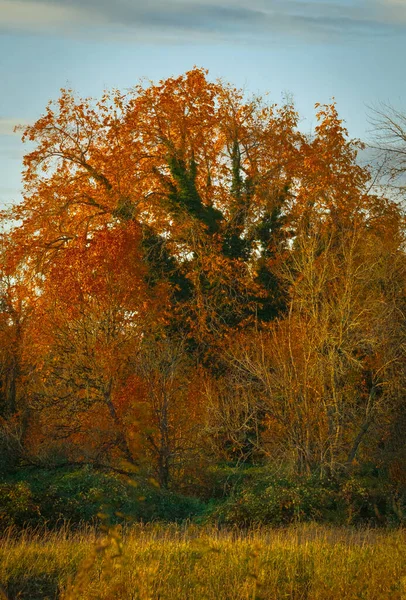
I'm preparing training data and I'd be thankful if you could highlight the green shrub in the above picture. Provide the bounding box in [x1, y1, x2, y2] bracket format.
[1, 464, 403, 531]
[210, 474, 337, 526]
[0, 482, 40, 529]
[206, 466, 405, 527]
[0, 466, 206, 530]
[340, 473, 404, 525]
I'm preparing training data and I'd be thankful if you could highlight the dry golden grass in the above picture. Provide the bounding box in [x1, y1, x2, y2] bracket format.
[0, 523, 405, 599]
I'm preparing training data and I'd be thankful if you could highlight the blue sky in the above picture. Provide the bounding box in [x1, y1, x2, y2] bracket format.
[1, 0, 405, 207]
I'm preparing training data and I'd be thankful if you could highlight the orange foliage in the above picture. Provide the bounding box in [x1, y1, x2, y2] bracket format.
[1, 68, 404, 483]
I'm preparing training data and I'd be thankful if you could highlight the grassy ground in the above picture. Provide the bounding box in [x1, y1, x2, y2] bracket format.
[0, 524, 405, 599]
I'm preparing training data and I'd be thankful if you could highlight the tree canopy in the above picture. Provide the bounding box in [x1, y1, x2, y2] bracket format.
[1, 68, 405, 492]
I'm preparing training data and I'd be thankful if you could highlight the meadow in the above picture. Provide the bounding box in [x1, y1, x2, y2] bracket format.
[0, 523, 405, 600]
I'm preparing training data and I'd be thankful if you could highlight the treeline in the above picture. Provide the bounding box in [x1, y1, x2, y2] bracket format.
[0, 69, 405, 520]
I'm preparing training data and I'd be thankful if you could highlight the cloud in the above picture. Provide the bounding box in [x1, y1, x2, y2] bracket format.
[379, 0, 406, 23]
[0, 1, 98, 35]
[0, 0, 404, 43]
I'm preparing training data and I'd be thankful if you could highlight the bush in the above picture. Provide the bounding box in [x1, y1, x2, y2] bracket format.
[340, 472, 405, 526]
[0, 466, 206, 531]
[0, 482, 40, 529]
[206, 466, 405, 527]
[210, 473, 337, 526]
[1, 464, 403, 531]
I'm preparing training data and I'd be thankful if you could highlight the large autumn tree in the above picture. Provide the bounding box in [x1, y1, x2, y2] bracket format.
[2, 68, 404, 485]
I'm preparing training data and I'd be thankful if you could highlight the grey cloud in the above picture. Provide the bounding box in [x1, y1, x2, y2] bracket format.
[5, 0, 266, 28]
[1, 0, 405, 42]
[117, 4, 266, 33]
[293, 14, 400, 36]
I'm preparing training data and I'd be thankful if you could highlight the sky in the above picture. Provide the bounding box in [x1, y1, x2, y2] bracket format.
[1, 0, 406, 208]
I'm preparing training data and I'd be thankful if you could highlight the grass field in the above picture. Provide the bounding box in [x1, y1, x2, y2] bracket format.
[0, 524, 405, 599]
